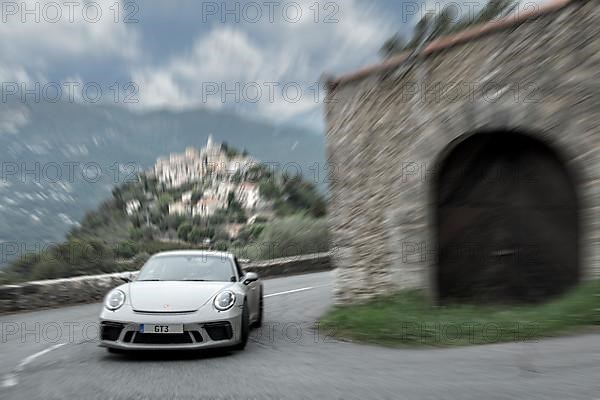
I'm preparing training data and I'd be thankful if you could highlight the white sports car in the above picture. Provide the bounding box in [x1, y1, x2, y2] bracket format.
[99, 250, 263, 352]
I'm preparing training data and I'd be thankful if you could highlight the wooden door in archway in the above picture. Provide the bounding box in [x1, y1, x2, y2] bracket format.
[436, 132, 579, 302]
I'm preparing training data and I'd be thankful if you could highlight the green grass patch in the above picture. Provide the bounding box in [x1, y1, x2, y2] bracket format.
[319, 280, 600, 347]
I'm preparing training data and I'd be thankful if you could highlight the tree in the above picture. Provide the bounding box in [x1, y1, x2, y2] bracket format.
[214, 228, 230, 242]
[142, 226, 156, 241]
[475, 0, 518, 25]
[275, 176, 326, 217]
[215, 240, 229, 251]
[6, 253, 39, 278]
[227, 191, 236, 209]
[201, 226, 216, 239]
[129, 227, 144, 241]
[380, 0, 518, 58]
[408, 13, 433, 49]
[310, 198, 327, 218]
[259, 180, 280, 200]
[253, 215, 329, 259]
[234, 209, 247, 224]
[208, 210, 227, 225]
[157, 193, 173, 213]
[191, 190, 203, 204]
[231, 171, 243, 184]
[130, 213, 143, 228]
[115, 241, 138, 259]
[189, 226, 215, 244]
[170, 215, 188, 230]
[379, 33, 408, 58]
[177, 223, 193, 241]
[188, 227, 204, 244]
[112, 186, 125, 211]
[221, 141, 240, 158]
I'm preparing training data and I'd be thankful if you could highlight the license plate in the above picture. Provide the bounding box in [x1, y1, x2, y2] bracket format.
[139, 324, 184, 334]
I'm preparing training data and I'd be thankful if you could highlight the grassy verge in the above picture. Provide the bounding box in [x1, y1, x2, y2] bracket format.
[318, 280, 600, 347]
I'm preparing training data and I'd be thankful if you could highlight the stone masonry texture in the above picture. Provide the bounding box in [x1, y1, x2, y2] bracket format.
[325, 1, 600, 304]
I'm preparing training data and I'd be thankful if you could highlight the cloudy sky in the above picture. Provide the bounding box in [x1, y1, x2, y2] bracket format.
[0, 0, 551, 130]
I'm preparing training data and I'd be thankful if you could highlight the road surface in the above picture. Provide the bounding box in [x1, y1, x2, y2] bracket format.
[1, 271, 598, 399]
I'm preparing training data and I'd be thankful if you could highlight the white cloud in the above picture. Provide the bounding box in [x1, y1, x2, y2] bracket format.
[0, 0, 556, 130]
[0, 65, 33, 134]
[0, 0, 139, 64]
[0, 105, 29, 135]
[129, 0, 392, 127]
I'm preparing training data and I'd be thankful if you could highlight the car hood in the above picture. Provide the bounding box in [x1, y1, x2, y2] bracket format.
[127, 281, 234, 312]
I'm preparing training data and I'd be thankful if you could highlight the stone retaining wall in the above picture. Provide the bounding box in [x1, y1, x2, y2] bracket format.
[0, 253, 332, 314]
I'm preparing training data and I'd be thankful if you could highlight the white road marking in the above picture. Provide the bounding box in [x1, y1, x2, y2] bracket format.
[2, 374, 17, 388]
[2, 343, 66, 388]
[265, 284, 331, 298]
[265, 287, 314, 298]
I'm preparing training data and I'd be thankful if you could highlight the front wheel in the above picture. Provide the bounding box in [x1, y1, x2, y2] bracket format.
[232, 300, 249, 350]
[253, 287, 263, 328]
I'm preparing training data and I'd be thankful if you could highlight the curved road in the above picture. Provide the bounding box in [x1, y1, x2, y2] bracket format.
[1, 271, 598, 399]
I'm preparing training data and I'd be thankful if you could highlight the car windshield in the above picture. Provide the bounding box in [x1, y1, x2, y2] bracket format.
[137, 255, 235, 282]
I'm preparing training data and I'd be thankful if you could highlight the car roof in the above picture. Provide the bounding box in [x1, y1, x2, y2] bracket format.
[150, 250, 234, 259]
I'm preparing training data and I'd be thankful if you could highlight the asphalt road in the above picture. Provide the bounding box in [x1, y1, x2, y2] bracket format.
[0, 271, 598, 400]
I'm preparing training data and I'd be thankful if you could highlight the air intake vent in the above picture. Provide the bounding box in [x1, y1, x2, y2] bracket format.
[204, 322, 233, 341]
[100, 322, 124, 341]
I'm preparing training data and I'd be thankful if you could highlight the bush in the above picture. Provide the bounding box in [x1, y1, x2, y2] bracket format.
[188, 227, 204, 244]
[129, 227, 144, 240]
[157, 194, 173, 213]
[130, 213, 143, 228]
[213, 227, 230, 242]
[29, 259, 71, 281]
[208, 210, 227, 225]
[177, 223, 193, 241]
[215, 240, 229, 251]
[26, 239, 117, 281]
[142, 226, 157, 241]
[114, 241, 138, 259]
[275, 176, 327, 218]
[149, 208, 162, 225]
[138, 241, 194, 255]
[203, 226, 216, 238]
[237, 224, 265, 244]
[236, 215, 328, 260]
[6, 253, 40, 278]
[259, 180, 280, 199]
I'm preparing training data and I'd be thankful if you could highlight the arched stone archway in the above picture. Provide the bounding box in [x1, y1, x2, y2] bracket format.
[435, 131, 579, 302]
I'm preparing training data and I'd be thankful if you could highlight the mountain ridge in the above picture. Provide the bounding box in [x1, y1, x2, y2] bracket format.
[0, 101, 326, 265]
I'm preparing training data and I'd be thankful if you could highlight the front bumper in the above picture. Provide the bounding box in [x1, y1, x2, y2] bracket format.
[99, 305, 243, 350]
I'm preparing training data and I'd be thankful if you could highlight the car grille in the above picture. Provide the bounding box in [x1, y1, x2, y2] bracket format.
[191, 331, 203, 343]
[100, 322, 124, 341]
[204, 322, 233, 341]
[123, 331, 134, 343]
[133, 332, 195, 345]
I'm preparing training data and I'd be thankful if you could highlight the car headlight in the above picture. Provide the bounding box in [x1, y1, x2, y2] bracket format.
[105, 289, 126, 311]
[214, 290, 236, 311]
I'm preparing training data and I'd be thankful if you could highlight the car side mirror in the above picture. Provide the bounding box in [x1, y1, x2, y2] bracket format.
[242, 272, 258, 285]
[120, 273, 134, 283]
